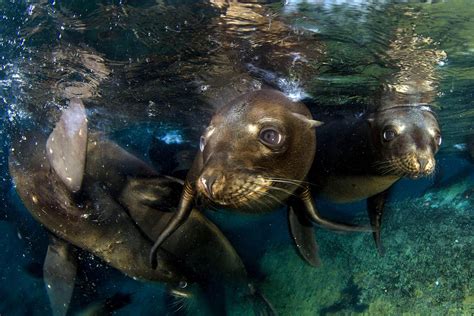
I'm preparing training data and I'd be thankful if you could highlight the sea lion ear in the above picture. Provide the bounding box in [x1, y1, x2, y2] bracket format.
[292, 113, 324, 128]
[46, 98, 88, 193]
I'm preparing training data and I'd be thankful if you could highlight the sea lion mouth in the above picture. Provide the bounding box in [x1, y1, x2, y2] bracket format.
[375, 153, 435, 178]
[196, 172, 299, 211]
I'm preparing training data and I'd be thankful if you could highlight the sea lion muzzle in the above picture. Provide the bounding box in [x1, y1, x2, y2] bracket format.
[198, 171, 276, 210]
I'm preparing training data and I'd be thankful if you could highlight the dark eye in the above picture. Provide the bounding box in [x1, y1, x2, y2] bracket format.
[382, 129, 397, 142]
[259, 127, 283, 148]
[199, 136, 206, 152]
[435, 134, 442, 146]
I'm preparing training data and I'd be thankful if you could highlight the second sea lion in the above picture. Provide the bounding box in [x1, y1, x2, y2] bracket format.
[293, 104, 442, 260]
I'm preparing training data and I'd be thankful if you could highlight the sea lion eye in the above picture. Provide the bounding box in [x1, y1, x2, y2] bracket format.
[435, 134, 442, 146]
[382, 129, 397, 142]
[259, 127, 283, 148]
[199, 136, 206, 152]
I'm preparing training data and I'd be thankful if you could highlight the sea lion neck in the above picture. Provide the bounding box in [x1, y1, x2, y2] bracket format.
[309, 113, 376, 180]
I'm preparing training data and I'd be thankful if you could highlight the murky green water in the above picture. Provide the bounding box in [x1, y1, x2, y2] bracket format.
[1, 1, 473, 315]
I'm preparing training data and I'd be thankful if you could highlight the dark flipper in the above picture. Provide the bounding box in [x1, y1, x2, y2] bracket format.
[367, 190, 389, 255]
[298, 187, 373, 232]
[288, 205, 320, 267]
[121, 177, 276, 315]
[121, 177, 248, 281]
[149, 180, 195, 269]
[43, 236, 78, 316]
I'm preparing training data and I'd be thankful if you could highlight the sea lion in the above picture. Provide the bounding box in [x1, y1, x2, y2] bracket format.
[292, 104, 441, 261]
[9, 99, 273, 315]
[150, 89, 372, 268]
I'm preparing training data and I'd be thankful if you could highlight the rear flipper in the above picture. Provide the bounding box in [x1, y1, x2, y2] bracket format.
[288, 205, 321, 267]
[43, 236, 78, 316]
[367, 190, 389, 255]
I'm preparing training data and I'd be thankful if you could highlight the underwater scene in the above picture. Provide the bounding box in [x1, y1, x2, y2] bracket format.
[0, 0, 473, 315]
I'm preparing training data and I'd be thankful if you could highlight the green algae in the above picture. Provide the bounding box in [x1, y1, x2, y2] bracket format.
[258, 179, 473, 315]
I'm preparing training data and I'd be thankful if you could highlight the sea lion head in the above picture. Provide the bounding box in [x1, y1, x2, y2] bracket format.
[195, 90, 319, 212]
[368, 105, 441, 179]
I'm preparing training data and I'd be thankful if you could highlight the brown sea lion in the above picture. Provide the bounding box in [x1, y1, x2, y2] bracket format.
[9, 99, 273, 315]
[150, 89, 372, 268]
[291, 104, 441, 261]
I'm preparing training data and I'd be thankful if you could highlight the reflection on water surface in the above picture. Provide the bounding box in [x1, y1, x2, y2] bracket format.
[0, 0, 473, 315]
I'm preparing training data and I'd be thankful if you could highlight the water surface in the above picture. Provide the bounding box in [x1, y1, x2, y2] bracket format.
[1, 0, 473, 315]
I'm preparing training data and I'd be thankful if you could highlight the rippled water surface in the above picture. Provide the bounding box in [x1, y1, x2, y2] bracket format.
[1, 1, 473, 315]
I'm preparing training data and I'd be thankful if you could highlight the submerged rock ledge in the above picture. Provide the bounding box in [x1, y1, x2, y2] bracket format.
[260, 177, 474, 315]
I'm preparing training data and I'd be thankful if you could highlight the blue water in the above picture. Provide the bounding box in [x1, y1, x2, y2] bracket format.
[1, 1, 473, 315]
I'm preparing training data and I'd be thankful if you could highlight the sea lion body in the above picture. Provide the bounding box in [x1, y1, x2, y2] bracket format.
[308, 104, 441, 253]
[9, 131, 180, 283]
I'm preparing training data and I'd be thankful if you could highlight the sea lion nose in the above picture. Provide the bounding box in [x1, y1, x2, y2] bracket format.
[417, 157, 428, 172]
[200, 175, 217, 198]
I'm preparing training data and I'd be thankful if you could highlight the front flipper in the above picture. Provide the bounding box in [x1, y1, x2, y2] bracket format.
[298, 186, 372, 232]
[149, 181, 195, 269]
[367, 189, 389, 255]
[43, 236, 78, 316]
[288, 204, 320, 267]
[46, 98, 87, 193]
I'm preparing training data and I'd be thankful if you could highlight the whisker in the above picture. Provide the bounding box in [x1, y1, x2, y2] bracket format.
[266, 176, 309, 184]
[252, 182, 299, 198]
[265, 178, 307, 190]
[247, 194, 271, 211]
[252, 189, 286, 207]
[264, 173, 318, 187]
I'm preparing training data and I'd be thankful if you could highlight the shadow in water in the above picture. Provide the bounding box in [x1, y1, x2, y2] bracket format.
[320, 277, 368, 315]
